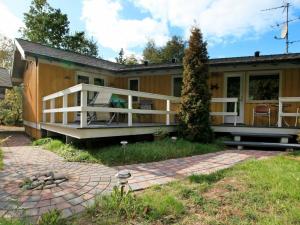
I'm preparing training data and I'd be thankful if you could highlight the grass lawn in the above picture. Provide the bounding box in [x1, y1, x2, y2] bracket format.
[70, 153, 300, 225]
[33, 138, 224, 166]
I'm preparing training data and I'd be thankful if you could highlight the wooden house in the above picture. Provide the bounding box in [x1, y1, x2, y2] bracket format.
[12, 39, 300, 145]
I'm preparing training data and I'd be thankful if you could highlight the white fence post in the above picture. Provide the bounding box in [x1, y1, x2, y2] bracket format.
[42, 101, 46, 122]
[80, 90, 87, 128]
[278, 98, 282, 127]
[62, 94, 68, 125]
[50, 99, 55, 123]
[166, 99, 170, 125]
[128, 95, 132, 126]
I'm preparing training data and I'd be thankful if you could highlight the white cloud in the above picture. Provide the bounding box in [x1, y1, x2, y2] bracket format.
[0, 2, 23, 38]
[81, 0, 169, 52]
[82, 0, 300, 54]
[133, 0, 300, 42]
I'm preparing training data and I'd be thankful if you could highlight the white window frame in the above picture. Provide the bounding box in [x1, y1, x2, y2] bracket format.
[171, 75, 183, 97]
[246, 70, 282, 103]
[128, 78, 140, 102]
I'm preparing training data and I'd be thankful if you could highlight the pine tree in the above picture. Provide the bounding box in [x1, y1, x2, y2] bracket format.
[179, 27, 214, 143]
[115, 48, 125, 64]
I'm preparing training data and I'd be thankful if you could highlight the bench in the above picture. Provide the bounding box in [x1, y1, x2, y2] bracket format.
[224, 141, 300, 150]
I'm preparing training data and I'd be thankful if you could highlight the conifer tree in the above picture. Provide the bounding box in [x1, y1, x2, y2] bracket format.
[179, 27, 214, 143]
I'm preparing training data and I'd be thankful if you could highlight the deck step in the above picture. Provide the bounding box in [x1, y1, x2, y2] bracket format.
[230, 132, 293, 138]
[224, 141, 300, 149]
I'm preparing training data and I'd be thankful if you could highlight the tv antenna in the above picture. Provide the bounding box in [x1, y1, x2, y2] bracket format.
[262, 2, 300, 53]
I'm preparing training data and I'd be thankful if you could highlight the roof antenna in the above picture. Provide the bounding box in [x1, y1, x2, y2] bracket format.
[262, 2, 300, 53]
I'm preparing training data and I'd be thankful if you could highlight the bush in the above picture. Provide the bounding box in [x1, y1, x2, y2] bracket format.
[0, 86, 22, 126]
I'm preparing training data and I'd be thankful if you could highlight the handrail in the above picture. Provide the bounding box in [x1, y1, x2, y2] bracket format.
[278, 97, 300, 127]
[210, 97, 238, 126]
[42, 84, 180, 128]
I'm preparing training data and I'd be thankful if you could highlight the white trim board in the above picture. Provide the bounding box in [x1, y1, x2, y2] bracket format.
[23, 120, 41, 130]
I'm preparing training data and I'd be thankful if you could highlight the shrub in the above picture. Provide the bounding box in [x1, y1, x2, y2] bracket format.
[0, 86, 22, 126]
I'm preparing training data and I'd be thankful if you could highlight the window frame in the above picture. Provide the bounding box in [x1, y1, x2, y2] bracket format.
[171, 75, 183, 97]
[128, 78, 140, 102]
[246, 71, 282, 103]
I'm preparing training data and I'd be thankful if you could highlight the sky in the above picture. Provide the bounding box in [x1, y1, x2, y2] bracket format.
[1, 0, 300, 61]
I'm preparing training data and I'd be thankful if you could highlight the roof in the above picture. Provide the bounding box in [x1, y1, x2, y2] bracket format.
[14, 39, 300, 73]
[0, 67, 12, 88]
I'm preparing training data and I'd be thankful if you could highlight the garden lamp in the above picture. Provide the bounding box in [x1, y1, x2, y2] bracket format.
[115, 170, 131, 196]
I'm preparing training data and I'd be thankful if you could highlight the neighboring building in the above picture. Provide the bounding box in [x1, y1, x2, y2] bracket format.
[12, 39, 300, 141]
[0, 67, 12, 99]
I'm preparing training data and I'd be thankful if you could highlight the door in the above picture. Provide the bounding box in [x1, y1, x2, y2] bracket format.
[224, 74, 244, 124]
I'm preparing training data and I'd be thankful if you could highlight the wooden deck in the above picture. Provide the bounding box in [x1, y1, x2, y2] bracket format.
[41, 122, 178, 139]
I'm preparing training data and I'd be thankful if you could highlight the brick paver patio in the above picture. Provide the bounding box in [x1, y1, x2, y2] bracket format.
[0, 133, 281, 223]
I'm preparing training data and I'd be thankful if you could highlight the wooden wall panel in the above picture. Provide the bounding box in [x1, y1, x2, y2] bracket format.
[38, 63, 76, 123]
[209, 72, 224, 125]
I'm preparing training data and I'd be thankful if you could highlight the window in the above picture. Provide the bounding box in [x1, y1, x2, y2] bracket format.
[248, 74, 279, 101]
[129, 78, 139, 102]
[94, 78, 105, 86]
[173, 77, 183, 97]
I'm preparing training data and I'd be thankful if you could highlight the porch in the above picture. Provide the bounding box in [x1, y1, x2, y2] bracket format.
[41, 84, 180, 139]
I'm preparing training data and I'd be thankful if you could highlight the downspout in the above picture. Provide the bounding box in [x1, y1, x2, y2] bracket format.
[35, 57, 39, 137]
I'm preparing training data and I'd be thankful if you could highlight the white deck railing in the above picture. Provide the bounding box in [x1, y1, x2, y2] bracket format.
[210, 98, 238, 126]
[278, 97, 300, 127]
[42, 83, 181, 128]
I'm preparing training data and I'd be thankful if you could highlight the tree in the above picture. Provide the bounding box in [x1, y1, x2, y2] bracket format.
[115, 48, 125, 64]
[63, 32, 98, 57]
[161, 36, 185, 63]
[142, 39, 162, 64]
[0, 86, 23, 125]
[21, 0, 98, 57]
[142, 36, 185, 64]
[124, 54, 138, 65]
[179, 27, 214, 143]
[0, 35, 14, 69]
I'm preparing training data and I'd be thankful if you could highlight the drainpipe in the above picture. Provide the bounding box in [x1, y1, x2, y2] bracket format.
[35, 57, 39, 138]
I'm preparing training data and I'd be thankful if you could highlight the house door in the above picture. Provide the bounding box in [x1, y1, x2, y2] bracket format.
[224, 74, 244, 124]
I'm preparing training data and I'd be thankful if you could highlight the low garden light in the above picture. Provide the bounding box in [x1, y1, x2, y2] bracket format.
[115, 170, 131, 196]
[120, 140, 128, 148]
[171, 136, 177, 142]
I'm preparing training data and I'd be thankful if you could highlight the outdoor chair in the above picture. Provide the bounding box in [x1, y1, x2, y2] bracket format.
[87, 91, 116, 125]
[252, 104, 271, 126]
[295, 108, 300, 127]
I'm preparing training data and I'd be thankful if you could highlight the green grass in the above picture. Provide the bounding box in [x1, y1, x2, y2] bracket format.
[70, 153, 300, 225]
[33, 138, 224, 166]
[0, 148, 3, 170]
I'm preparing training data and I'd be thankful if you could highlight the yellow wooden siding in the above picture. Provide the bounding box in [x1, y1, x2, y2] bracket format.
[209, 72, 224, 125]
[38, 63, 76, 124]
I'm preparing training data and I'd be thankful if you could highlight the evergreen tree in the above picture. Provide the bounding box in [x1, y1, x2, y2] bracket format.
[179, 27, 214, 143]
[161, 36, 185, 63]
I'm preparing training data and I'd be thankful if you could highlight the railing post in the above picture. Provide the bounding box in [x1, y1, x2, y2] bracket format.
[50, 99, 55, 123]
[80, 90, 87, 128]
[166, 99, 170, 125]
[128, 95, 132, 126]
[42, 100, 46, 122]
[234, 99, 237, 126]
[278, 98, 282, 127]
[63, 94, 68, 125]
